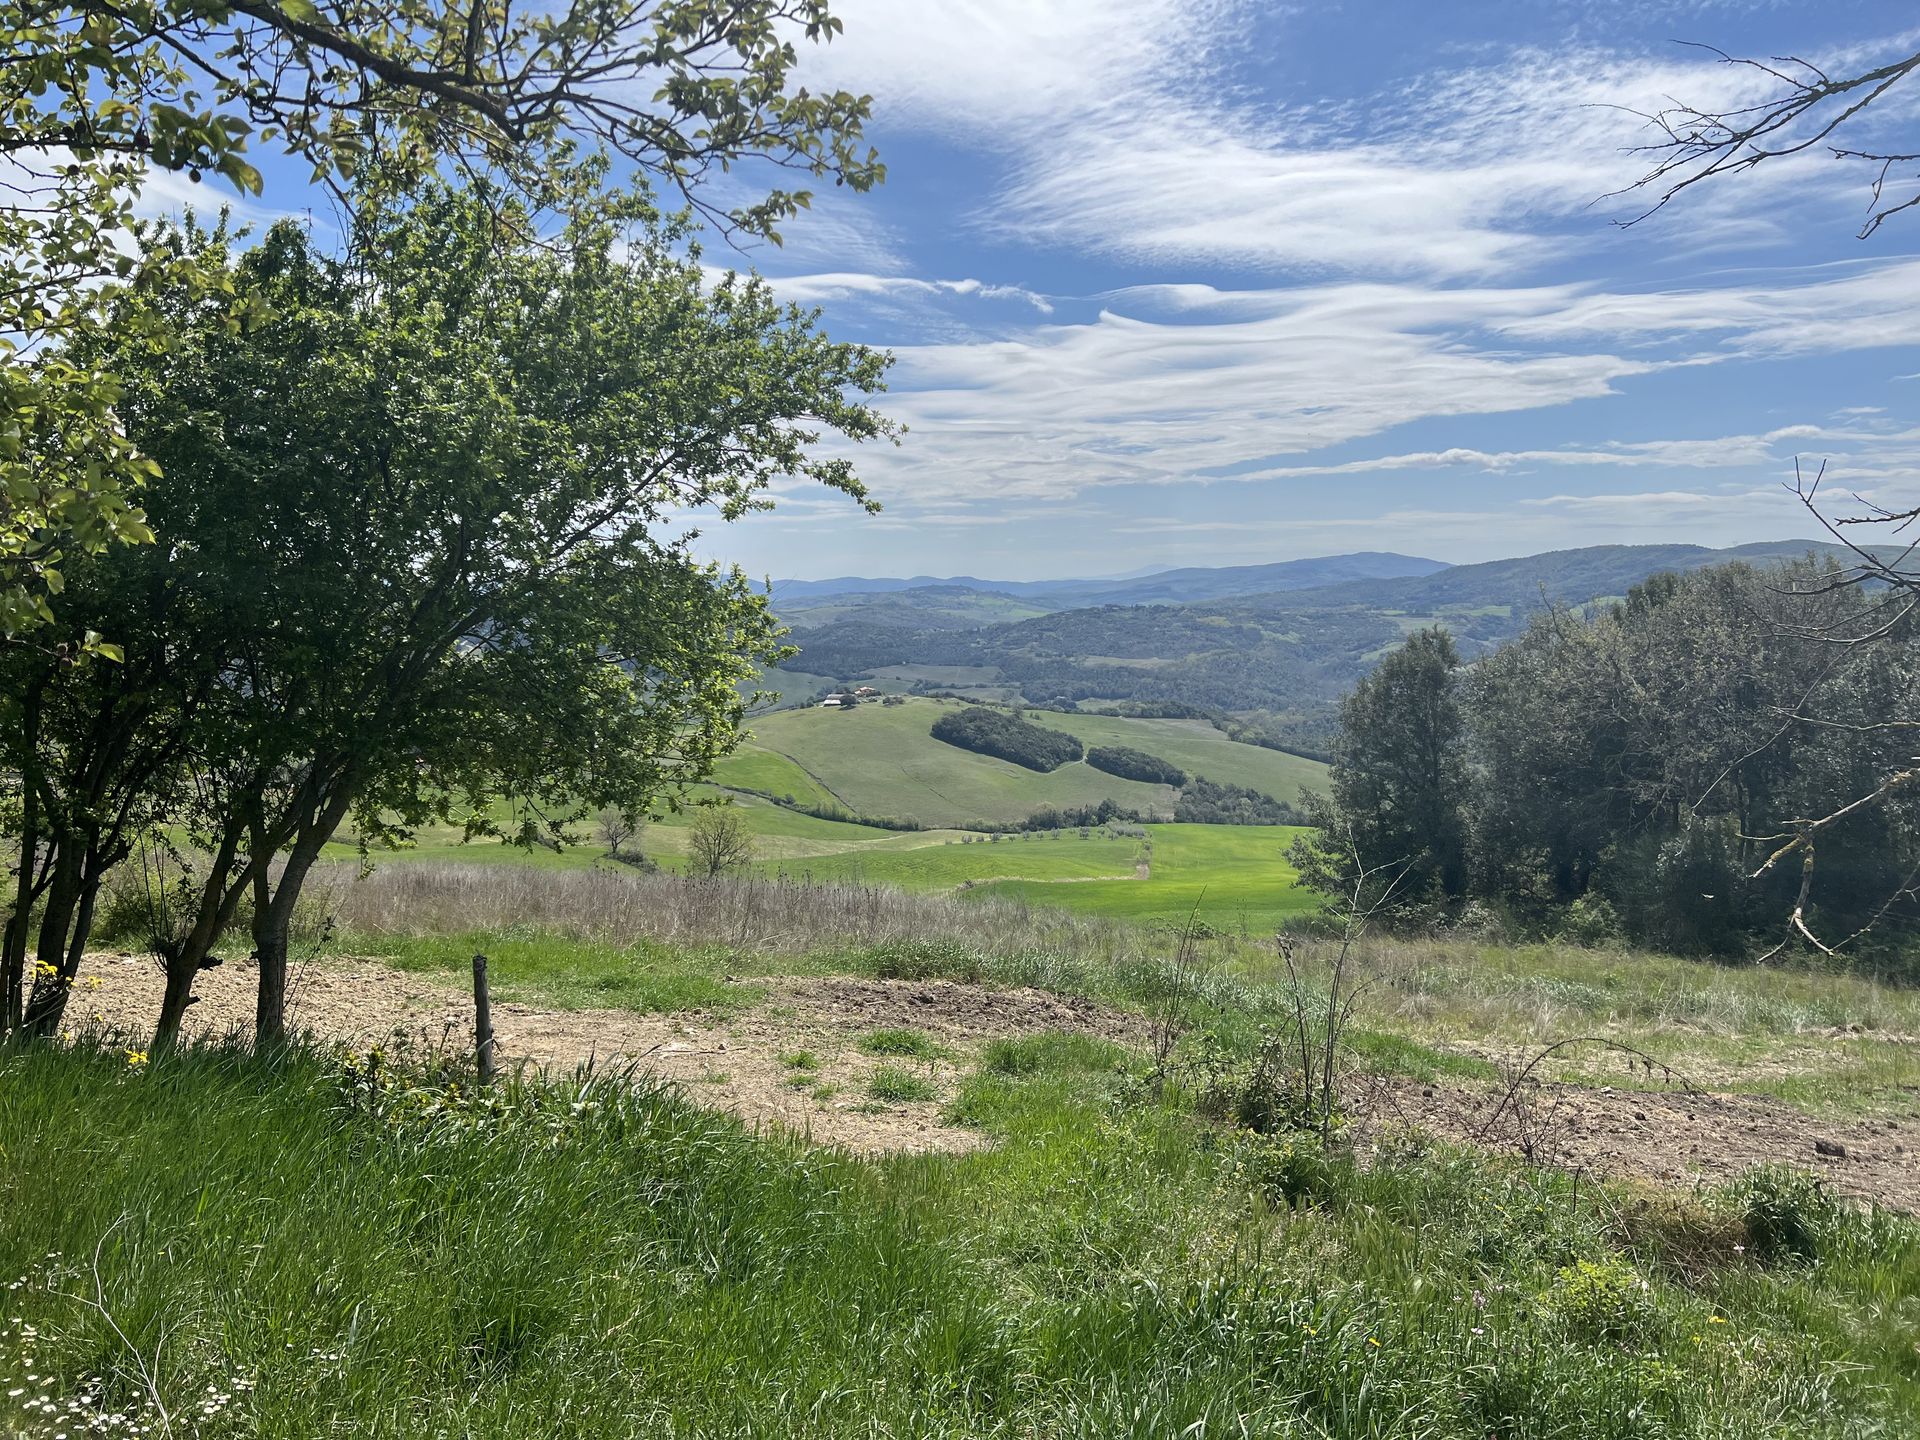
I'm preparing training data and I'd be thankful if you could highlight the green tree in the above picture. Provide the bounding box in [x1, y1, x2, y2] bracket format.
[1, 0, 881, 639]
[1291, 627, 1470, 907]
[8, 180, 892, 1044]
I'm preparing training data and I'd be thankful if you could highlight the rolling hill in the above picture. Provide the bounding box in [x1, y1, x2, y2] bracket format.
[770, 539, 1854, 745]
[719, 695, 1325, 828]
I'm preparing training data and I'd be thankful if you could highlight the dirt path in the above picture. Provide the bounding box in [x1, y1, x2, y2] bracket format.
[70, 954, 1135, 1156]
[61, 954, 1920, 1209]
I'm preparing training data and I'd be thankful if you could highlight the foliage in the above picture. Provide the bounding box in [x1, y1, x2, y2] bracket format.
[1, 180, 890, 1042]
[1722, 1166, 1842, 1265]
[1086, 744, 1187, 786]
[1173, 775, 1301, 826]
[929, 706, 1085, 773]
[1291, 627, 1470, 910]
[0, 0, 882, 639]
[1540, 1258, 1661, 1346]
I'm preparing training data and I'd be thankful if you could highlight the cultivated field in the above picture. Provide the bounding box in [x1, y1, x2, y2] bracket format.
[732, 695, 1325, 826]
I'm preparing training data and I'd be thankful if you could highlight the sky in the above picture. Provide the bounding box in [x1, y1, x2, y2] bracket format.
[174, 1, 1920, 582]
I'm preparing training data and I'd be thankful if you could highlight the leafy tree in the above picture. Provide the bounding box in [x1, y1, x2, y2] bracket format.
[1085, 745, 1186, 786]
[1, 0, 881, 639]
[6, 180, 891, 1044]
[929, 707, 1084, 772]
[1291, 627, 1470, 907]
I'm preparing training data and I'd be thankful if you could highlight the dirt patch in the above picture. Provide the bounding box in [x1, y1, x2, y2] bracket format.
[65, 956, 1137, 1156]
[60, 954, 1920, 1209]
[1372, 1078, 1920, 1213]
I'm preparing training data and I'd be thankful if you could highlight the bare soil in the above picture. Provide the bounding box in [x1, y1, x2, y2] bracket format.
[67, 953, 1920, 1209]
[1368, 1078, 1920, 1213]
[72, 955, 1137, 1156]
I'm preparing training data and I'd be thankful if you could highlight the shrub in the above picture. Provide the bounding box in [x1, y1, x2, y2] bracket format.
[1086, 745, 1186, 786]
[1540, 1257, 1661, 1346]
[1723, 1166, 1840, 1264]
[1558, 894, 1621, 947]
[1173, 775, 1302, 826]
[867, 1065, 937, 1103]
[1225, 1130, 1343, 1210]
[930, 707, 1084, 772]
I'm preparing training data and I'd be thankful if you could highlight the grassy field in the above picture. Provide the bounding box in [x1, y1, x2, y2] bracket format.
[975, 823, 1316, 932]
[3, 999, 1914, 1436]
[737, 696, 1327, 827]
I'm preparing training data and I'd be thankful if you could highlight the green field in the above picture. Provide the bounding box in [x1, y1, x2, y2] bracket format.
[323, 697, 1327, 919]
[974, 822, 1315, 931]
[735, 696, 1326, 828]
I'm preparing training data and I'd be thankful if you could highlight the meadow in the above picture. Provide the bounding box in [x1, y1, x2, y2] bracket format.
[7, 859, 1919, 1437]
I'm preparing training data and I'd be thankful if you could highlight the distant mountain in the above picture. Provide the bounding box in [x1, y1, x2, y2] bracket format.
[771, 551, 1447, 622]
[770, 538, 1850, 747]
[1222, 541, 1847, 618]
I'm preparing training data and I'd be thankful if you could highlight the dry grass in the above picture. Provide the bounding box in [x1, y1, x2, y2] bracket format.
[313, 860, 1145, 964]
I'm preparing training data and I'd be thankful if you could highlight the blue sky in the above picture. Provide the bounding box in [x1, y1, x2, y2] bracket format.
[164, 1, 1920, 582]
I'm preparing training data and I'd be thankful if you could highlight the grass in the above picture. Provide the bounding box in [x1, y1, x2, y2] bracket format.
[973, 822, 1319, 931]
[1, 1040, 1913, 1437]
[858, 1027, 944, 1060]
[738, 696, 1329, 828]
[866, 1064, 939, 1103]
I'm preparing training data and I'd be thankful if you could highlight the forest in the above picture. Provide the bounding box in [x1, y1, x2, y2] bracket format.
[1295, 560, 1920, 964]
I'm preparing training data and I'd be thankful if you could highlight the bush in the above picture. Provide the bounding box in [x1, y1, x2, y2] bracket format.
[1086, 745, 1186, 786]
[1173, 775, 1302, 826]
[1557, 894, 1621, 947]
[1540, 1257, 1661, 1346]
[929, 707, 1084, 772]
[1723, 1166, 1841, 1264]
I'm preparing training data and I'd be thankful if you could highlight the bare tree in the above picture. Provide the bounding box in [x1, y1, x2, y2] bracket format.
[686, 806, 753, 879]
[598, 810, 648, 866]
[1620, 38, 1920, 237]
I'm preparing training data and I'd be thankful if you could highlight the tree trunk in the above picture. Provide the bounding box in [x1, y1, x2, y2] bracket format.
[252, 831, 334, 1048]
[23, 864, 103, 1040]
[2, 688, 45, 1036]
[154, 956, 199, 1050]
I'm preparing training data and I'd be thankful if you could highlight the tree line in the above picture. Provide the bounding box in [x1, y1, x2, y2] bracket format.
[1293, 560, 1920, 962]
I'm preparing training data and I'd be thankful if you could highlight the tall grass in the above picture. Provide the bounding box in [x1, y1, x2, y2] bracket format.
[0, 1040, 1911, 1438]
[318, 860, 1144, 962]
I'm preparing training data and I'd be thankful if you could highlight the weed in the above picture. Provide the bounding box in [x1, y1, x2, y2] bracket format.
[779, 1049, 819, 1071]
[858, 1028, 942, 1060]
[867, 1066, 937, 1103]
[1722, 1166, 1841, 1264]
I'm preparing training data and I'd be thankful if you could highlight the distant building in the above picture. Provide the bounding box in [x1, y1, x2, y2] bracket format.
[821, 692, 851, 707]
[853, 685, 880, 697]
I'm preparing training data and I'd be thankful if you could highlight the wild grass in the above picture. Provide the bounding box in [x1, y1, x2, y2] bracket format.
[2, 1039, 1910, 1437]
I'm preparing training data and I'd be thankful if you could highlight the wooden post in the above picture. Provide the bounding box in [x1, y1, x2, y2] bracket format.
[472, 952, 495, 1087]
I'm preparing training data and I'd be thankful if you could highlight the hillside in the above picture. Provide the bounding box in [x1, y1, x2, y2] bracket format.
[773, 540, 1853, 743]
[773, 551, 1446, 629]
[727, 695, 1326, 828]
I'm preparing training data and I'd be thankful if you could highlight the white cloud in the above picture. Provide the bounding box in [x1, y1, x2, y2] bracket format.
[749, 270, 1052, 312]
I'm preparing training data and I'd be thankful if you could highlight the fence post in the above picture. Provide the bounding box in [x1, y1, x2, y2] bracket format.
[472, 952, 495, 1087]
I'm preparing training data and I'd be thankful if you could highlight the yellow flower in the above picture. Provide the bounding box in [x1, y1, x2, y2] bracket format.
[124, 1049, 149, 1069]
[85, 975, 102, 991]
[1367, 1337, 1380, 1348]
[1709, 1316, 1727, 1325]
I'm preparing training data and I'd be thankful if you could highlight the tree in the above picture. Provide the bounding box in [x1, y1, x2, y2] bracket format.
[686, 806, 753, 878]
[1624, 38, 1920, 238]
[6, 179, 892, 1045]
[1290, 627, 1469, 908]
[1, 0, 881, 640]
